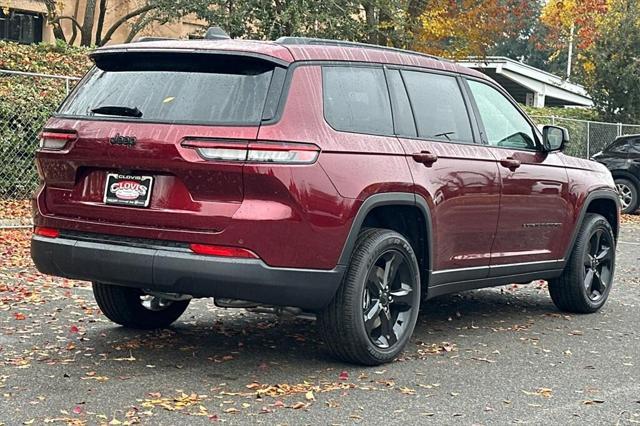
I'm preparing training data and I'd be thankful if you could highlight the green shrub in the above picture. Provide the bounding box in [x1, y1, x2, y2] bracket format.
[0, 41, 91, 199]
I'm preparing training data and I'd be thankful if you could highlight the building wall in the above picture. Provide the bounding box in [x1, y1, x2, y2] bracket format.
[1, 0, 207, 45]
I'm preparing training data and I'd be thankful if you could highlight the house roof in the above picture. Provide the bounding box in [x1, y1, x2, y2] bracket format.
[457, 56, 593, 107]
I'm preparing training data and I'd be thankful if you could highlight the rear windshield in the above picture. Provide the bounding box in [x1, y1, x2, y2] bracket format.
[58, 53, 278, 125]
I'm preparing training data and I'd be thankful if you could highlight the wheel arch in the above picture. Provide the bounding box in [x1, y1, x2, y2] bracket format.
[563, 190, 621, 262]
[337, 193, 433, 276]
[611, 170, 640, 188]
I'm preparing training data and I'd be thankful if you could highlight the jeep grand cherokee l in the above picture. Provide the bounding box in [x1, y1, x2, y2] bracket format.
[31, 37, 620, 365]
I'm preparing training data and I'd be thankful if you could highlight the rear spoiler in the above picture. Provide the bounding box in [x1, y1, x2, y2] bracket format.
[89, 47, 290, 68]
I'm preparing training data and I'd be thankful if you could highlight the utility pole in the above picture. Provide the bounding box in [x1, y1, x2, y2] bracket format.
[567, 22, 575, 79]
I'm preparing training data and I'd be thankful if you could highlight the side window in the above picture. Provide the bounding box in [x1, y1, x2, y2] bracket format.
[607, 139, 630, 154]
[323, 66, 393, 136]
[386, 69, 417, 137]
[401, 70, 474, 143]
[629, 139, 640, 155]
[467, 80, 537, 150]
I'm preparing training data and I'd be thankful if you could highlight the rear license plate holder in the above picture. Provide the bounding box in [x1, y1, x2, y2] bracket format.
[104, 173, 153, 207]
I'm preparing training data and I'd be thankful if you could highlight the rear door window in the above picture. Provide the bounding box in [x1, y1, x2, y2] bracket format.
[58, 53, 279, 125]
[401, 70, 474, 143]
[322, 66, 393, 136]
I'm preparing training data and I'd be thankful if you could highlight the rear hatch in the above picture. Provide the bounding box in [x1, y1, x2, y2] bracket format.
[37, 50, 288, 232]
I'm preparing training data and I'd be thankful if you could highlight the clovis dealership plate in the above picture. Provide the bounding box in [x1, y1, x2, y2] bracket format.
[103, 173, 153, 207]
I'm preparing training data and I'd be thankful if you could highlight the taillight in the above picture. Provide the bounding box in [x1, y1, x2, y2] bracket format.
[34, 227, 60, 238]
[39, 131, 77, 151]
[247, 142, 319, 163]
[190, 243, 258, 259]
[181, 139, 320, 164]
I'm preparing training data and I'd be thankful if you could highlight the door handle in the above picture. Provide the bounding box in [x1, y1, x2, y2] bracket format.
[412, 151, 438, 166]
[499, 157, 521, 171]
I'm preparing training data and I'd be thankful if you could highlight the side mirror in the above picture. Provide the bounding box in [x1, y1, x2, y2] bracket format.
[542, 125, 569, 152]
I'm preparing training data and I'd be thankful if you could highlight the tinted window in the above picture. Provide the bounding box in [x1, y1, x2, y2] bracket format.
[386, 70, 417, 137]
[401, 71, 473, 143]
[59, 54, 276, 125]
[606, 139, 631, 154]
[629, 138, 640, 155]
[323, 66, 393, 135]
[468, 80, 537, 150]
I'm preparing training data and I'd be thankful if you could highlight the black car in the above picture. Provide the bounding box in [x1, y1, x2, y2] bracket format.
[592, 134, 640, 214]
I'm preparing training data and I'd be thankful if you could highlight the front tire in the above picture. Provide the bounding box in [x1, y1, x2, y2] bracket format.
[93, 282, 190, 329]
[318, 228, 421, 365]
[615, 178, 638, 214]
[548, 213, 615, 313]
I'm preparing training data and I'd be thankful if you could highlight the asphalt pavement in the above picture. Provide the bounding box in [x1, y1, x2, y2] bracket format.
[1, 223, 639, 425]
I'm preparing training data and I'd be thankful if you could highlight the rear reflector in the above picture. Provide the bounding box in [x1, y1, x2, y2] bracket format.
[34, 227, 60, 238]
[39, 131, 77, 151]
[182, 139, 319, 164]
[189, 243, 258, 259]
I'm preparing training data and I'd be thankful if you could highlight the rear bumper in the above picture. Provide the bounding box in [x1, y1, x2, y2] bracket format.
[31, 235, 345, 310]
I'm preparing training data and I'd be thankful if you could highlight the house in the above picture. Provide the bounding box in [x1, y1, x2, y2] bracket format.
[0, 0, 205, 45]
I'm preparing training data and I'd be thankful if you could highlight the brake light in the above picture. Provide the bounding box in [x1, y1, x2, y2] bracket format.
[39, 131, 77, 151]
[181, 139, 319, 164]
[34, 227, 60, 238]
[190, 243, 258, 259]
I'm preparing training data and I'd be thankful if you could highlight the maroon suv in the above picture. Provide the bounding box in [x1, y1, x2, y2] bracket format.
[31, 37, 620, 365]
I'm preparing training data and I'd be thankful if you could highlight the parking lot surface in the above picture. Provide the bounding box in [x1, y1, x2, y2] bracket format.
[1, 222, 639, 425]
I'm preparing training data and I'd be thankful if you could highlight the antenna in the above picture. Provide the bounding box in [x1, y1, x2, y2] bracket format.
[204, 27, 231, 40]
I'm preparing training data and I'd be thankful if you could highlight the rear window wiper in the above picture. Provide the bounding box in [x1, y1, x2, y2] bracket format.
[90, 105, 143, 118]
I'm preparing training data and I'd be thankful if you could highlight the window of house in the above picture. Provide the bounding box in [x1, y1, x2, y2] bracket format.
[0, 9, 43, 44]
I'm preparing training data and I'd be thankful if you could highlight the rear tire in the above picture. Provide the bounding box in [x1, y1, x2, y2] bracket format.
[318, 228, 421, 365]
[92, 282, 190, 329]
[548, 214, 615, 313]
[615, 178, 638, 214]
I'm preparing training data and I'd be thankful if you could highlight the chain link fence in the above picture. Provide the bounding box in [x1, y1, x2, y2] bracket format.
[0, 69, 79, 227]
[0, 69, 79, 198]
[1, 70, 640, 224]
[530, 115, 640, 159]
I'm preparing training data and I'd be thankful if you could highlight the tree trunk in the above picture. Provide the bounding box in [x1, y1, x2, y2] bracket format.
[99, 4, 157, 45]
[124, 11, 151, 43]
[362, 2, 378, 44]
[80, 0, 98, 46]
[69, 0, 81, 45]
[43, 0, 67, 42]
[94, 0, 108, 46]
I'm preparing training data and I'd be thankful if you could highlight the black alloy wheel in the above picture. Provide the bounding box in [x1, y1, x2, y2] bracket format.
[362, 249, 416, 349]
[582, 227, 614, 302]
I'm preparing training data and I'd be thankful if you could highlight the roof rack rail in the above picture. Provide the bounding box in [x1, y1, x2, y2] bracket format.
[275, 36, 446, 62]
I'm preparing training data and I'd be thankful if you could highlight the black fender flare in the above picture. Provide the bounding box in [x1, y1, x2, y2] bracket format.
[562, 189, 621, 264]
[336, 192, 433, 274]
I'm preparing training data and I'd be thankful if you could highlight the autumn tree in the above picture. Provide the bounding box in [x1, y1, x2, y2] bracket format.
[489, 1, 549, 66]
[540, 0, 608, 80]
[585, 0, 640, 122]
[189, 0, 420, 48]
[413, 0, 540, 58]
